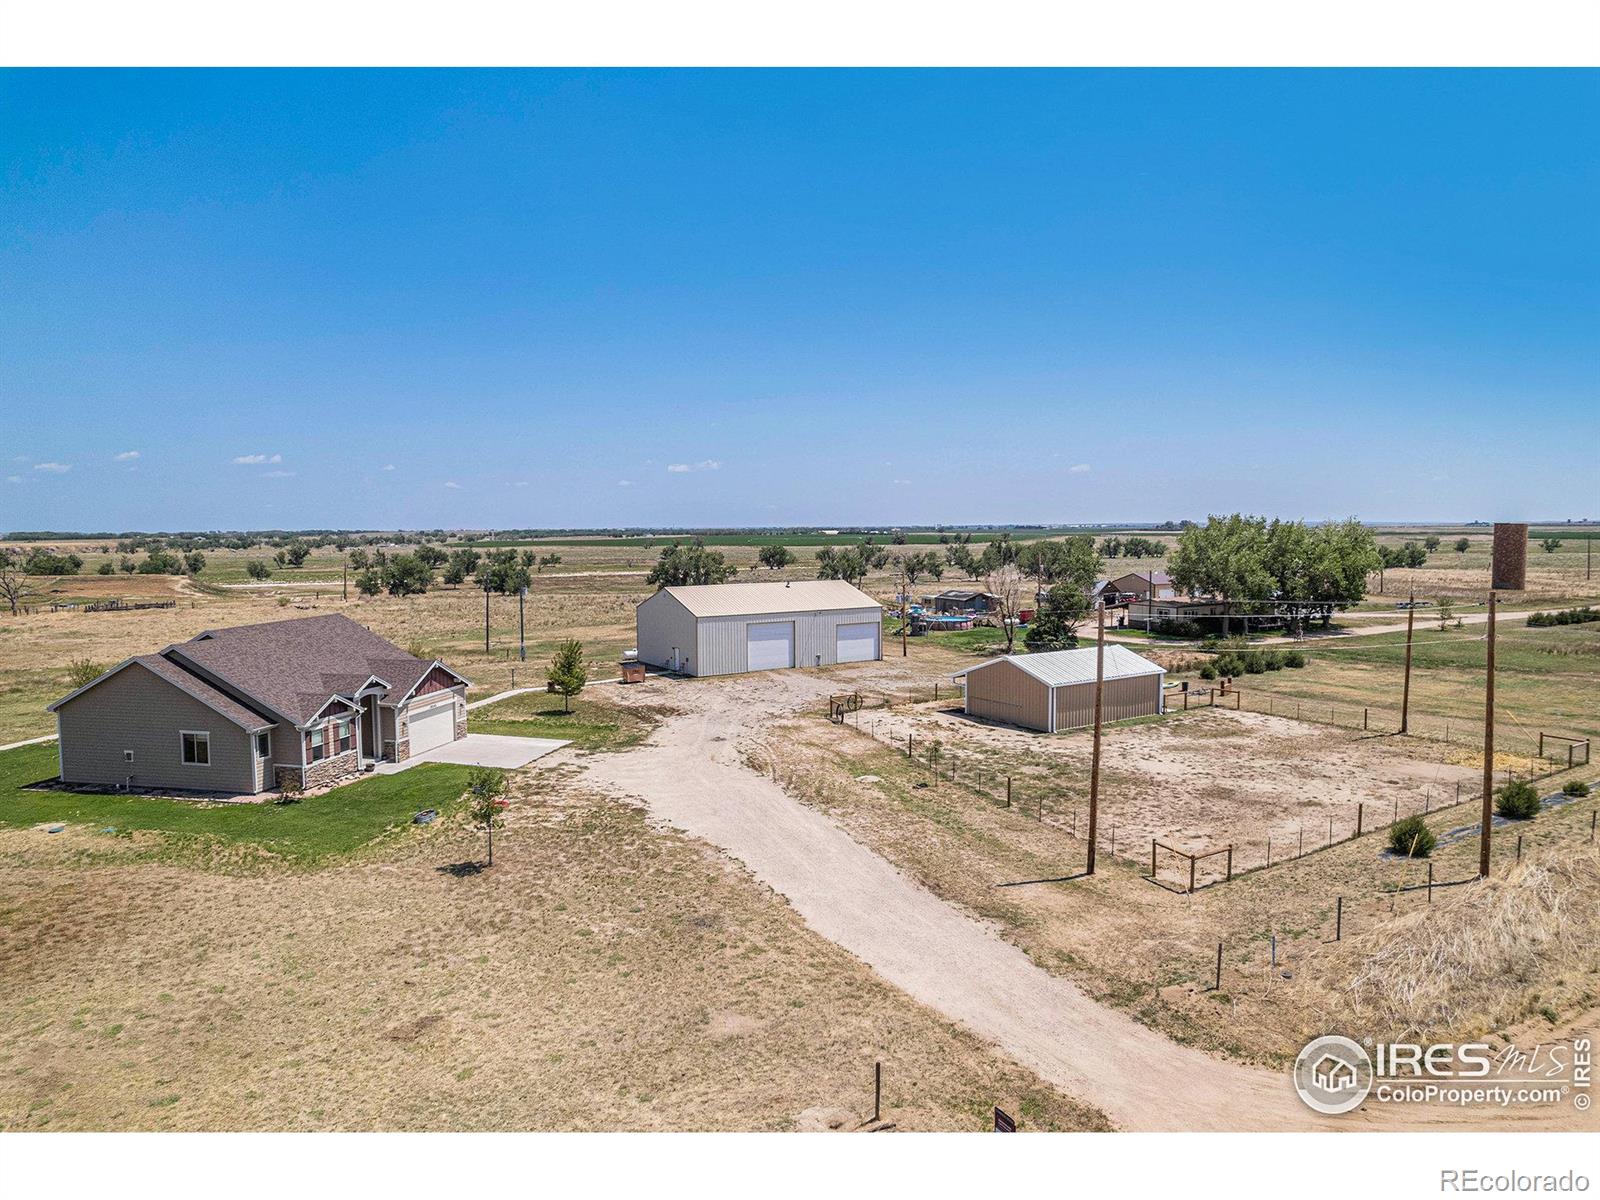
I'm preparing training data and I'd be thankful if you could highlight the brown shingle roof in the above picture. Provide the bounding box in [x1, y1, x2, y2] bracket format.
[166, 614, 440, 725]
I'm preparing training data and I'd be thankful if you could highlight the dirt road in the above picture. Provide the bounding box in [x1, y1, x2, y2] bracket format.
[583, 669, 1321, 1131]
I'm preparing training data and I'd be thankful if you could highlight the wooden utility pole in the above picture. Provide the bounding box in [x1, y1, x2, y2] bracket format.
[900, 565, 909, 657]
[1480, 590, 1497, 878]
[342, 557, 348, 602]
[1086, 600, 1106, 875]
[483, 580, 491, 656]
[518, 585, 527, 662]
[1400, 588, 1415, 734]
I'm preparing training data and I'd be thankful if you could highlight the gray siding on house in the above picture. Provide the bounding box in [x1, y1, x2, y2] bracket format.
[56, 662, 259, 793]
[694, 607, 883, 676]
[635, 590, 698, 672]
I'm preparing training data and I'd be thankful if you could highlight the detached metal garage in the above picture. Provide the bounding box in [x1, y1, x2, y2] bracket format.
[952, 644, 1165, 733]
[635, 580, 883, 677]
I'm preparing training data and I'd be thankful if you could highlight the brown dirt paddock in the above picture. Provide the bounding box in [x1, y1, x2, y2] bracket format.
[831, 704, 1481, 879]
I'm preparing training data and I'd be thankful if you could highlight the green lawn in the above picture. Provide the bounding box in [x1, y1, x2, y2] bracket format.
[0, 742, 476, 865]
[467, 691, 655, 751]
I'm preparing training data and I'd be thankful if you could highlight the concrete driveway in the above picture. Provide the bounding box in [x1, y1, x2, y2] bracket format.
[374, 733, 568, 773]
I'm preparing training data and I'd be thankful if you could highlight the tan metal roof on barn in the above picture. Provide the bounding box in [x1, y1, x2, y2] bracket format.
[952, 644, 1164, 688]
[662, 579, 882, 618]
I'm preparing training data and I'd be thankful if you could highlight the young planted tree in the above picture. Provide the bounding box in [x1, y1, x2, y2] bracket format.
[546, 638, 588, 712]
[245, 559, 272, 581]
[184, 550, 206, 575]
[466, 767, 509, 866]
[64, 658, 104, 689]
[1541, 537, 1563, 554]
[1423, 535, 1441, 552]
[1454, 537, 1470, 554]
[355, 568, 383, 597]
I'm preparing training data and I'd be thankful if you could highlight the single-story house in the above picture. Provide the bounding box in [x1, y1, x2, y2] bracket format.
[930, 589, 1000, 615]
[636, 579, 882, 677]
[951, 644, 1165, 733]
[47, 613, 470, 794]
[1107, 571, 1177, 602]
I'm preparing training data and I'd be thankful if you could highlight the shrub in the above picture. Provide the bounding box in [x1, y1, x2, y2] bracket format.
[1153, 618, 1205, 639]
[1260, 649, 1285, 671]
[1197, 663, 1217, 680]
[1494, 780, 1542, 820]
[1388, 813, 1436, 858]
[1212, 653, 1242, 677]
[1562, 780, 1591, 798]
[1242, 652, 1266, 674]
[1284, 649, 1307, 668]
[64, 658, 103, 689]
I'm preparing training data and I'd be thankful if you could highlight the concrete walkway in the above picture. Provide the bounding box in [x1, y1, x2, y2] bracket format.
[0, 734, 56, 754]
[465, 686, 540, 712]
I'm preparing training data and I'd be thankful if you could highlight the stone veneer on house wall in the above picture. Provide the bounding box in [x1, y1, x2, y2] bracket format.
[275, 749, 359, 792]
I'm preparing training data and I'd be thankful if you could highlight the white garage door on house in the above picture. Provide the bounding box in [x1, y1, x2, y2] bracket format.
[746, 621, 796, 671]
[407, 699, 456, 755]
[835, 621, 879, 663]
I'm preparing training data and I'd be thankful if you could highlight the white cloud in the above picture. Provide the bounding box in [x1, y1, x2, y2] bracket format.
[511, 480, 530, 488]
[232, 453, 282, 465]
[33, 461, 71, 473]
[893, 478, 912, 485]
[444, 481, 462, 489]
[666, 459, 721, 473]
[262, 469, 296, 478]
[382, 463, 396, 471]
[1068, 463, 1091, 474]
[113, 450, 140, 461]
[4, 475, 20, 484]
[617, 479, 634, 487]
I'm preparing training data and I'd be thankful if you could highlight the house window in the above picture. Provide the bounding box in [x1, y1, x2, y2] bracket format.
[307, 726, 326, 762]
[181, 731, 210, 766]
[256, 731, 270, 758]
[334, 719, 354, 754]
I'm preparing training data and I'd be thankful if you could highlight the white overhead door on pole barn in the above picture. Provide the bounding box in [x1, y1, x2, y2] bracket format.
[835, 621, 879, 663]
[745, 621, 796, 671]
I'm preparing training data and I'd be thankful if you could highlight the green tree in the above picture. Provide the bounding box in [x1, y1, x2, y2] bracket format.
[245, 559, 272, 581]
[355, 568, 383, 597]
[1402, 541, 1427, 568]
[64, 658, 104, 689]
[1541, 537, 1562, 554]
[1454, 537, 1470, 554]
[1024, 583, 1089, 650]
[137, 548, 184, 574]
[758, 543, 797, 570]
[283, 539, 311, 567]
[118, 556, 138, 574]
[1018, 536, 1100, 594]
[475, 549, 532, 594]
[944, 541, 979, 579]
[184, 551, 206, 575]
[1101, 537, 1122, 558]
[1423, 535, 1441, 552]
[23, 549, 84, 575]
[1387, 814, 1436, 858]
[382, 553, 433, 596]
[815, 545, 868, 587]
[347, 548, 370, 571]
[1168, 514, 1274, 637]
[538, 552, 562, 572]
[1494, 779, 1541, 820]
[443, 547, 481, 586]
[647, 540, 736, 588]
[1437, 595, 1457, 630]
[546, 638, 588, 712]
[466, 767, 509, 866]
[415, 543, 448, 569]
[95, 561, 115, 575]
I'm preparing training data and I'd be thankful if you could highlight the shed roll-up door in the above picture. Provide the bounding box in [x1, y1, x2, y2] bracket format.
[835, 621, 878, 663]
[746, 622, 795, 671]
[408, 699, 456, 754]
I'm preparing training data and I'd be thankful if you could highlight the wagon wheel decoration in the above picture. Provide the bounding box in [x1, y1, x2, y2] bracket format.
[846, 692, 863, 714]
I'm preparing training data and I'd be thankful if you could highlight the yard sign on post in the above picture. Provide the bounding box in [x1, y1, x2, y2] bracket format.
[993, 1106, 1016, 1132]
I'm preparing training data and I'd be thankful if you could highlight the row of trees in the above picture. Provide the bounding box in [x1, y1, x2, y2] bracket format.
[1100, 536, 1167, 559]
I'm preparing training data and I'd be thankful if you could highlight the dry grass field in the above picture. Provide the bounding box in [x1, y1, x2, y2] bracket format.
[0, 760, 1106, 1132]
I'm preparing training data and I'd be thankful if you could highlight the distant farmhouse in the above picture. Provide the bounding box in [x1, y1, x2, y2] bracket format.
[636, 580, 882, 677]
[48, 614, 469, 794]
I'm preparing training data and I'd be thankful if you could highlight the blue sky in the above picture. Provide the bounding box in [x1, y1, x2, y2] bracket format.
[2, 69, 1595, 531]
